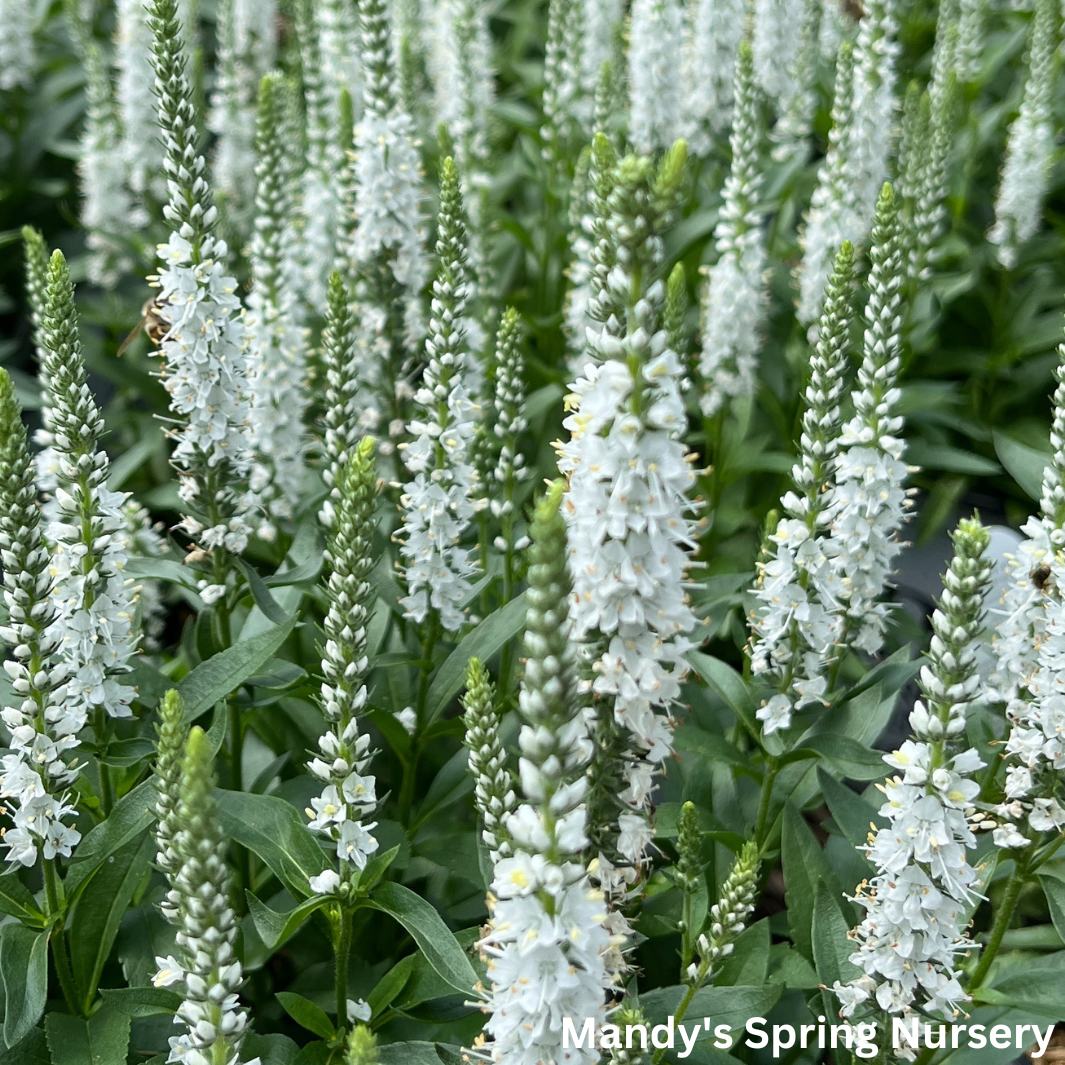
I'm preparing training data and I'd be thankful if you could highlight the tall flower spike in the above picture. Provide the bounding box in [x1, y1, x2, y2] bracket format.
[295, 0, 344, 312]
[698, 41, 769, 418]
[208, 0, 276, 240]
[629, 0, 686, 154]
[990, 309, 1065, 736]
[752, 0, 805, 107]
[24, 228, 61, 505]
[319, 0, 362, 126]
[320, 270, 362, 527]
[153, 689, 186, 883]
[153, 726, 258, 1065]
[682, 0, 746, 155]
[830, 184, 911, 658]
[148, 0, 257, 591]
[66, 1, 145, 287]
[992, 308, 1065, 843]
[0, 369, 75, 868]
[348, 0, 429, 419]
[542, 0, 586, 158]
[462, 658, 516, 862]
[0, 0, 35, 90]
[38, 250, 137, 724]
[246, 72, 308, 530]
[427, 0, 494, 177]
[796, 41, 856, 325]
[910, 76, 958, 284]
[686, 841, 759, 987]
[475, 483, 614, 1065]
[749, 242, 856, 735]
[307, 441, 380, 891]
[835, 517, 992, 1023]
[397, 158, 480, 633]
[770, 0, 821, 163]
[558, 144, 698, 871]
[989, 0, 1057, 269]
[798, 0, 899, 325]
[487, 309, 530, 586]
[22, 227, 48, 352]
[350, 0, 427, 295]
[116, 0, 162, 197]
[581, 0, 624, 108]
[580, 133, 623, 373]
[956, 0, 987, 83]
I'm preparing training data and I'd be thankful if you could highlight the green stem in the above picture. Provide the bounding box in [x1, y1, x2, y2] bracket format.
[969, 855, 1030, 991]
[229, 699, 250, 908]
[754, 757, 780, 846]
[335, 902, 353, 1034]
[94, 708, 114, 817]
[43, 860, 81, 1016]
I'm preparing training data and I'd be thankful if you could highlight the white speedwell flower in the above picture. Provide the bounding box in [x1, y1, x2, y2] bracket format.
[750, 243, 855, 735]
[475, 484, 615, 1065]
[149, 0, 257, 559]
[307, 441, 381, 884]
[558, 147, 697, 862]
[698, 41, 768, 418]
[397, 158, 480, 632]
[628, 0, 686, 154]
[0, 370, 78, 868]
[38, 251, 137, 725]
[835, 517, 992, 1022]
[988, 0, 1057, 268]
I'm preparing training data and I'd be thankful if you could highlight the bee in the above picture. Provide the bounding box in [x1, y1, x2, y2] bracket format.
[842, 0, 865, 19]
[116, 295, 170, 357]
[1031, 563, 1053, 591]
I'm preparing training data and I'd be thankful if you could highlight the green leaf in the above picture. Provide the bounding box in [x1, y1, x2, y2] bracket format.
[812, 880, 858, 1014]
[716, 919, 770, 987]
[238, 559, 292, 626]
[975, 967, 1065, 1018]
[123, 556, 200, 591]
[0, 874, 44, 928]
[0, 1028, 50, 1064]
[787, 735, 887, 781]
[64, 781, 155, 898]
[905, 441, 1001, 476]
[44, 1008, 131, 1065]
[640, 984, 782, 1034]
[216, 790, 328, 900]
[356, 845, 400, 895]
[425, 593, 529, 724]
[367, 881, 478, 994]
[1038, 873, 1065, 944]
[247, 892, 333, 952]
[242, 1033, 300, 1065]
[263, 553, 323, 588]
[781, 803, 839, 962]
[367, 557, 407, 618]
[127, 662, 172, 707]
[0, 924, 48, 1049]
[99, 986, 182, 1018]
[69, 832, 153, 1007]
[377, 1044, 446, 1065]
[275, 992, 335, 1040]
[818, 768, 882, 849]
[673, 725, 747, 768]
[178, 615, 297, 725]
[994, 430, 1050, 501]
[685, 652, 759, 740]
[367, 955, 415, 1016]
